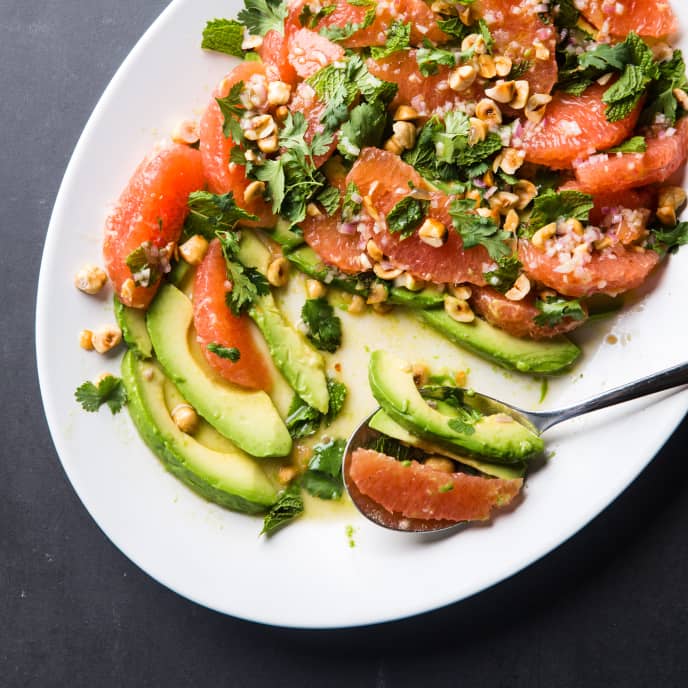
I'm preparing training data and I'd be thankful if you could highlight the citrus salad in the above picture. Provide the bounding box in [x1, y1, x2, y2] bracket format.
[74, 0, 688, 533]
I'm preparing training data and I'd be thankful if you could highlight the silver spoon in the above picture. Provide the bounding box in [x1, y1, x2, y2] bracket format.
[342, 361, 688, 533]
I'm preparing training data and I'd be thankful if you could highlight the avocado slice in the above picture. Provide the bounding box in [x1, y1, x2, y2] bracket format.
[369, 410, 526, 479]
[122, 351, 278, 513]
[267, 218, 306, 253]
[388, 286, 445, 309]
[369, 350, 544, 463]
[418, 310, 580, 375]
[237, 232, 330, 413]
[147, 284, 292, 458]
[114, 296, 152, 359]
[286, 246, 370, 296]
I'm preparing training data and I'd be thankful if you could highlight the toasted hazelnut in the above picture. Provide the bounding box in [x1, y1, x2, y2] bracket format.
[74, 264, 108, 295]
[92, 325, 122, 354]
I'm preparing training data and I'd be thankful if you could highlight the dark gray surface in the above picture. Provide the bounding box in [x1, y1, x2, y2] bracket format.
[3, 2, 688, 686]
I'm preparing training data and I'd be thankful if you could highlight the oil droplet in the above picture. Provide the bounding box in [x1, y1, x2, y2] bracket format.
[606, 334, 618, 345]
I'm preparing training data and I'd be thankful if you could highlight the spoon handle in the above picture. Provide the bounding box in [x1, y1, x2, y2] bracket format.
[536, 361, 688, 433]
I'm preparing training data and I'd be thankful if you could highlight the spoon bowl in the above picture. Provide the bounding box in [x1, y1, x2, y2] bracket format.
[343, 361, 688, 533]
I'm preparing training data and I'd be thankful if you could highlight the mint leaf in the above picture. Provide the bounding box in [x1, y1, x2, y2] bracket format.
[301, 438, 346, 500]
[207, 343, 241, 361]
[607, 136, 647, 153]
[534, 296, 586, 327]
[301, 298, 342, 353]
[75, 376, 127, 415]
[238, 0, 287, 37]
[315, 185, 341, 216]
[370, 21, 411, 60]
[527, 190, 594, 235]
[449, 199, 512, 261]
[261, 484, 304, 536]
[387, 197, 428, 239]
[201, 19, 245, 56]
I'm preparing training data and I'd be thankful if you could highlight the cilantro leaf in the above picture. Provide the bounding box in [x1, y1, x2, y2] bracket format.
[652, 222, 688, 253]
[526, 190, 594, 235]
[215, 81, 246, 143]
[261, 484, 304, 536]
[534, 296, 587, 327]
[387, 197, 428, 239]
[286, 377, 348, 438]
[478, 19, 494, 53]
[301, 298, 342, 353]
[320, 4, 375, 42]
[641, 50, 688, 125]
[253, 111, 334, 223]
[436, 17, 471, 42]
[201, 19, 244, 57]
[553, 0, 579, 29]
[338, 101, 387, 160]
[415, 45, 456, 77]
[483, 256, 523, 292]
[286, 396, 322, 439]
[206, 343, 241, 361]
[300, 438, 346, 500]
[75, 376, 128, 415]
[225, 263, 270, 316]
[370, 21, 411, 60]
[298, 3, 336, 28]
[342, 182, 362, 221]
[238, 0, 287, 37]
[607, 136, 647, 153]
[125, 243, 161, 287]
[449, 199, 512, 261]
[186, 191, 258, 239]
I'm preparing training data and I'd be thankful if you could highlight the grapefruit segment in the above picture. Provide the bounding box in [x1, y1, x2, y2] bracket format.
[576, 0, 678, 38]
[199, 63, 276, 227]
[257, 29, 297, 85]
[349, 448, 523, 523]
[471, 287, 588, 340]
[287, 27, 345, 79]
[193, 239, 273, 391]
[346, 148, 490, 285]
[519, 240, 660, 298]
[475, 0, 558, 97]
[287, 0, 447, 49]
[518, 84, 643, 169]
[103, 144, 205, 309]
[301, 213, 369, 274]
[573, 118, 688, 194]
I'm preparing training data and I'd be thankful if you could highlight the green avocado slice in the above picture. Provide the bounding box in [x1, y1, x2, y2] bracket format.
[237, 231, 330, 413]
[147, 284, 292, 458]
[122, 351, 278, 513]
[418, 310, 581, 375]
[114, 296, 152, 359]
[368, 410, 526, 480]
[369, 350, 544, 463]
